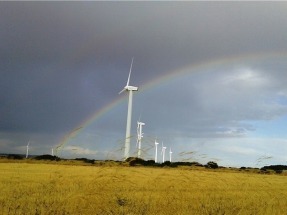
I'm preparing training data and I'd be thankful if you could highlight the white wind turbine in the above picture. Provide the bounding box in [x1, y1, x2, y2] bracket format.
[136, 121, 145, 158]
[169, 147, 173, 162]
[119, 58, 138, 160]
[161, 142, 167, 163]
[26, 140, 30, 159]
[154, 140, 159, 163]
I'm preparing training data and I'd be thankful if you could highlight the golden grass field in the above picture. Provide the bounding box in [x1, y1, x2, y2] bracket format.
[0, 160, 287, 215]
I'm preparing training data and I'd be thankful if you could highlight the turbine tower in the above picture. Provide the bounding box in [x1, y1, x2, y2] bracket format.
[137, 121, 145, 158]
[154, 140, 159, 163]
[161, 142, 167, 163]
[119, 58, 138, 160]
[169, 147, 173, 162]
[26, 141, 30, 159]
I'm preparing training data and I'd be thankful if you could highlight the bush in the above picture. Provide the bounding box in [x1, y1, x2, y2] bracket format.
[144, 160, 156, 166]
[34, 154, 60, 161]
[75, 158, 95, 164]
[205, 161, 218, 169]
[275, 170, 283, 174]
[7, 154, 23, 160]
[127, 157, 145, 166]
[261, 165, 287, 172]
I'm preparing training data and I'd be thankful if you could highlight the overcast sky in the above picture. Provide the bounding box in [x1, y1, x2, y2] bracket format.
[1, 2, 287, 167]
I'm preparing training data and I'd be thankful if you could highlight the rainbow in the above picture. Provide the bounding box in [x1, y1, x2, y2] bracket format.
[56, 51, 287, 151]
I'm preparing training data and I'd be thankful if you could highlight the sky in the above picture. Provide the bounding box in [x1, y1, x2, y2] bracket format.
[1, 2, 287, 167]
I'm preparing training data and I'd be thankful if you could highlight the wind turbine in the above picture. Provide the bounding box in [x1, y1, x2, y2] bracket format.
[51, 147, 54, 156]
[119, 58, 138, 160]
[161, 142, 167, 163]
[26, 141, 30, 159]
[154, 140, 159, 163]
[136, 121, 145, 158]
[169, 147, 173, 162]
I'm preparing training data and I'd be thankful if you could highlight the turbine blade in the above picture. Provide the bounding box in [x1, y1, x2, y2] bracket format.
[138, 112, 142, 122]
[118, 88, 126, 94]
[126, 57, 134, 86]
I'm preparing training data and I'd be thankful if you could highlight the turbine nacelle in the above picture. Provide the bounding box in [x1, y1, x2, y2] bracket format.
[119, 85, 138, 94]
[126, 86, 138, 91]
[161, 147, 167, 154]
[137, 121, 145, 126]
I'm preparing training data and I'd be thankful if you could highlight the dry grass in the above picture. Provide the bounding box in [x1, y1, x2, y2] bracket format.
[0, 161, 287, 214]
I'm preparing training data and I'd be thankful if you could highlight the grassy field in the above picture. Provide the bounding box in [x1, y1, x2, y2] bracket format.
[0, 161, 287, 215]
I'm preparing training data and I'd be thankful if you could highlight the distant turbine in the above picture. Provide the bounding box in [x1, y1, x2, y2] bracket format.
[51, 148, 54, 156]
[119, 58, 138, 160]
[154, 140, 159, 163]
[136, 121, 145, 158]
[161, 142, 167, 163]
[26, 141, 30, 159]
[169, 147, 173, 162]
